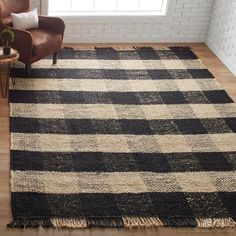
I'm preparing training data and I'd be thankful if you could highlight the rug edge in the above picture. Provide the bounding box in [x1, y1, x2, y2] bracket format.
[7, 217, 236, 229]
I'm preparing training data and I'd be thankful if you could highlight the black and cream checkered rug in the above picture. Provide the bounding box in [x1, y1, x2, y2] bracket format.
[8, 47, 236, 228]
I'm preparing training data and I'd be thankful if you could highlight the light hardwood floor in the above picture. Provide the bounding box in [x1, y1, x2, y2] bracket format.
[0, 43, 235, 236]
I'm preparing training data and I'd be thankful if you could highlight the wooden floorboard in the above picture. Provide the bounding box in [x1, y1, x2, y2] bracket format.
[0, 43, 235, 235]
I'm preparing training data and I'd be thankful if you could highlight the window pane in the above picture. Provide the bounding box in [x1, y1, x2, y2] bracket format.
[49, 0, 71, 12]
[117, 0, 140, 11]
[94, 0, 117, 11]
[71, 0, 94, 11]
[47, 0, 168, 15]
[140, 0, 163, 11]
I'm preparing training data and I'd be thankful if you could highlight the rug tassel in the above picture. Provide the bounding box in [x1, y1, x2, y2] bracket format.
[86, 217, 124, 228]
[50, 217, 124, 228]
[51, 218, 87, 228]
[168, 46, 192, 50]
[196, 218, 236, 228]
[7, 217, 236, 229]
[123, 217, 163, 228]
[7, 218, 53, 228]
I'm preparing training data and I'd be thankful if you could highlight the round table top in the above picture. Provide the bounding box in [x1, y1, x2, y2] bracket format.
[0, 48, 19, 64]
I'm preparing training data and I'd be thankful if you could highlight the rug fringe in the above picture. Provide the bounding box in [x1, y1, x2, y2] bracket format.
[122, 217, 163, 228]
[63, 46, 137, 50]
[7, 217, 236, 229]
[160, 217, 197, 227]
[168, 46, 192, 50]
[86, 217, 124, 228]
[196, 218, 236, 228]
[62, 46, 172, 51]
[51, 218, 87, 228]
[7, 218, 53, 228]
[52, 217, 125, 228]
[7, 217, 124, 229]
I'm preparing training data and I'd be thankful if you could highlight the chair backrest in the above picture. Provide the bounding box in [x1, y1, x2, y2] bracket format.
[0, 0, 30, 25]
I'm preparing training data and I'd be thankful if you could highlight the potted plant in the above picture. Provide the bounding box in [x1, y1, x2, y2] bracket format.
[0, 29, 15, 55]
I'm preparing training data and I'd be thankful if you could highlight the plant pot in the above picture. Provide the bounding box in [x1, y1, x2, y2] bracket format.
[3, 46, 11, 55]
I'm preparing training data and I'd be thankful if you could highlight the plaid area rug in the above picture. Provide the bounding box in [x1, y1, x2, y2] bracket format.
[8, 47, 236, 229]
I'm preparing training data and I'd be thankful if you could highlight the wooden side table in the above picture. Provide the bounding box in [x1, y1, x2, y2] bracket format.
[0, 48, 19, 98]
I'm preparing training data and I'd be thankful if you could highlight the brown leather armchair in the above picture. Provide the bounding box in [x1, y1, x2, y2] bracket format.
[0, 0, 65, 76]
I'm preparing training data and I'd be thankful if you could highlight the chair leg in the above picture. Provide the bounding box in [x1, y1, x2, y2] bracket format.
[25, 64, 31, 77]
[53, 52, 58, 64]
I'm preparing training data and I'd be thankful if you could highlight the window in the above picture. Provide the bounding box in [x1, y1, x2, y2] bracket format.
[46, 0, 168, 16]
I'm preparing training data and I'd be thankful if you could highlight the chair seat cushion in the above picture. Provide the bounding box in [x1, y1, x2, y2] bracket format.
[29, 28, 62, 56]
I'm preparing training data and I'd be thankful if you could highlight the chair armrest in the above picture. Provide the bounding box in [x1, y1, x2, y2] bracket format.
[39, 16, 65, 37]
[7, 27, 33, 64]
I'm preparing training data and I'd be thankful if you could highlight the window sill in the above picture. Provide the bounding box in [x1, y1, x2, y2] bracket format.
[49, 11, 166, 16]
[54, 15, 168, 23]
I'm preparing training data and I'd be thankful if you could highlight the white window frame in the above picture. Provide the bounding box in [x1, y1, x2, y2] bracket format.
[41, 0, 170, 22]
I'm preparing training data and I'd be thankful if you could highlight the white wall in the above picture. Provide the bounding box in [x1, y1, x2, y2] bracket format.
[207, 0, 236, 76]
[33, 0, 214, 43]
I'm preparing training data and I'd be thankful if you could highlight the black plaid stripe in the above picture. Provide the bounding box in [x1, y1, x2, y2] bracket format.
[10, 117, 236, 134]
[11, 151, 236, 172]
[169, 47, 198, 60]
[45, 47, 197, 60]
[9, 90, 233, 104]
[49, 47, 160, 60]
[11, 68, 214, 80]
[12, 192, 236, 219]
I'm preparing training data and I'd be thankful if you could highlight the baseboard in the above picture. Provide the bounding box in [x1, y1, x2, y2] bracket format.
[63, 37, 205, 44]
[206, 42, 236, 76]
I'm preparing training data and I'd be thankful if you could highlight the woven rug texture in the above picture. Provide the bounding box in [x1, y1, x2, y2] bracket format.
[8, 47, 236, 228]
